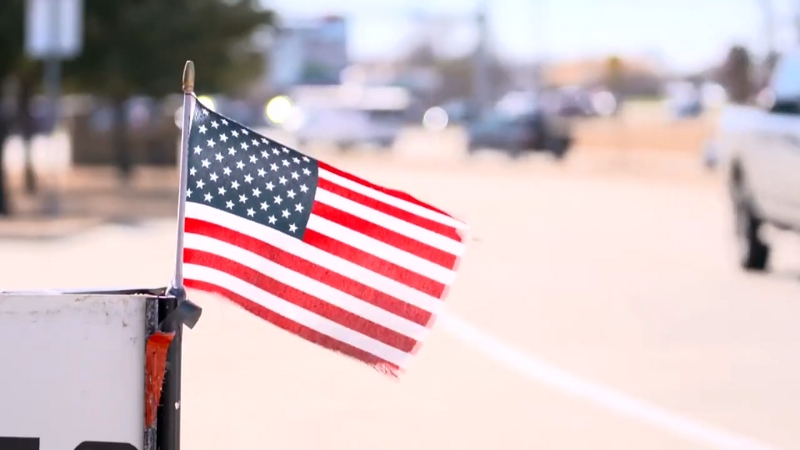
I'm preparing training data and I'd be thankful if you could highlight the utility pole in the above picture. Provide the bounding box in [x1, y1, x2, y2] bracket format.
[472, 0, 490, 115]
[757, 0, 776, 55]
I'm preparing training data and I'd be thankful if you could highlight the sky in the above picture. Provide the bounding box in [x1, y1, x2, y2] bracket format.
[265, 0, 800, 73]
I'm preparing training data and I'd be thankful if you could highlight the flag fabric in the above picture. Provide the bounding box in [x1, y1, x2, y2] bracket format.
[181, 98, 469, 376]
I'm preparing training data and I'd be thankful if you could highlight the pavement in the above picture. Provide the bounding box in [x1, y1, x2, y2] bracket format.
[2, 145, 800, 449]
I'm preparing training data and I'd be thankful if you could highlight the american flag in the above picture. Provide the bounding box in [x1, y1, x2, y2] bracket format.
[182, 99, 469, 376]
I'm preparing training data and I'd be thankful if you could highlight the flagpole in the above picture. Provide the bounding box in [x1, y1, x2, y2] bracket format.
[171, 60, 195, 297]
[158, 60, 194, 450]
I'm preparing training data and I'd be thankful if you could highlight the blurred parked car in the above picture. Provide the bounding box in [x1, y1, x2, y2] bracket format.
[292, 107, 404, 151]
[715, 48, 800, 271]
[466, 92, 573, 159]
[666, 82, 704, 119]
[553, 86, 597, 117]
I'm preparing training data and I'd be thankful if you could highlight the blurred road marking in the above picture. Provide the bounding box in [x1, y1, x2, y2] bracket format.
[439, 313, 777, 450]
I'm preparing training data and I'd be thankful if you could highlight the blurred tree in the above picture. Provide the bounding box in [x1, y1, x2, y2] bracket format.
[406, 42, 438, 68]
[604, 55, 625, 100]
[720, 46, 754, 104]
[0, 0, 25, 216]
[16, 58, 41, 196]
[434, 55, 511, 107]
[64, 0, 276, 181]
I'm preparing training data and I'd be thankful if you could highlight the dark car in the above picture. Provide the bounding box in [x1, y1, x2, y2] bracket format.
[466, 108, 573, 159]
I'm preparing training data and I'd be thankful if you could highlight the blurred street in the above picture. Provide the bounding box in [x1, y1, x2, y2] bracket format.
[3, 145, 800, 449]
[3, 1, 800, 448]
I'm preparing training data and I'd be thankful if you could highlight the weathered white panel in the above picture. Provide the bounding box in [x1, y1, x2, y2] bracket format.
[0, 294, 146, 450]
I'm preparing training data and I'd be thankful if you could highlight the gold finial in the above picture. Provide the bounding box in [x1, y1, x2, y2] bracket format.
[182, 61, 195, 93]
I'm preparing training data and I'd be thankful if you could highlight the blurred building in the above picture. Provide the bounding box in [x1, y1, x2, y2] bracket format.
[268, 15, 349, 89]
[542, 56, 665, 97]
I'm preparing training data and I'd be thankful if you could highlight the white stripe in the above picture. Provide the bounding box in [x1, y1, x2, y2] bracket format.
[319, 168, 468, 230]
[186, 202, 444, 314]
[307, 214, 457, 285]
[316, 188, 466, 256]
[185, 233, 430, 341]
[185, 264, 412, 368]
[440, 313, 777, 450]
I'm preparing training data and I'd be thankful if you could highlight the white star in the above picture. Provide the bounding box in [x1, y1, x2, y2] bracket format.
[260, 201, 268, 210]
[278, 176, 287, 185]
[281, 159, 290, 167]
[209, 172, 219, 182]
[189, 167, 197, 176]
[261, 150, 269, 159]
[241, 142, 249, 151]
[186, 188, 193, 198]
[204, 193, 213, 202]
[244, 174, 253, 184]
[211, 121, 219, 129]
[219, 133, 227, 142]
[236, 161, 245, 170]
[268, 215, 277, 224]
[249, 155, 258, 164]
[241, 129, 249, 135]
[215, 152, 223, 162]
[246, 208, 255, 217]
[287, 189, 296, 199]
[251, 139, 259, 146]
[257, 168, 266, 177]
[228, 147, 236, 156]
[218, 186, 227, 195]
[206, 139, 215, 148]
[252, 187, 261, 197]
[273, 195, 282, 205]
[294, 203, 304, 213]
[231, 130, 239, 138]
[196, 179, 205, 189]
[226, 200, 234, 209]
[290, 171, 299, 180]
[299, 184, 309, 193]
[194, 145, 202, 154]
[201, 159, 210, 168]
[198, 125, 207, 134]
[302, 168, 311, 176]
[282, 147, 289, 153]
[281, 209, 290, 218]
[270, 163, 279, 172]
[288, 223, 298, 233]
[272, 148, 280, 155]
[239, 194, 248, 203]
[292, 157, 300, 164]
[302, 156, 309, 162]
[265, 181, 275, 191]
[231, 180, 240, 190]
[261, 138, 269, 144]
[221, 119, 228, 125]
[223, 167, 232, 176]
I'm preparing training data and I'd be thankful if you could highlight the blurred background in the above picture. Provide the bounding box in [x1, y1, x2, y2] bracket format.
[3, 0, 800, 449]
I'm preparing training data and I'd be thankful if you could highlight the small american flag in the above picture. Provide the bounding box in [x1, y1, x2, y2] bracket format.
[182, 99, 469, 376]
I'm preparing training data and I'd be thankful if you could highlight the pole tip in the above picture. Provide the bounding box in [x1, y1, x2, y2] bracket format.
[182, 61, 195, 93]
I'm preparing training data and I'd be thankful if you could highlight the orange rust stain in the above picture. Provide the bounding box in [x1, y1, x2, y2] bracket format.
[145, 331, 176, 428]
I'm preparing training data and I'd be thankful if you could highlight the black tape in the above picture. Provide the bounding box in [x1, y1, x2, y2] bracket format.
[158, 299, 202, 330]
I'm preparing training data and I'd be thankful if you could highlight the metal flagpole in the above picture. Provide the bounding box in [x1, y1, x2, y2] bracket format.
[158, 60, 195, 450]
[171, 60, 195, 296]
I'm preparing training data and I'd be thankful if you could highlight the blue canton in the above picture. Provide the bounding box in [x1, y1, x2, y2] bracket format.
[186, 102, 319, 239]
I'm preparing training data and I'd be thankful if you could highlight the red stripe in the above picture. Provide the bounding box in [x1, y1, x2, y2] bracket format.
[185, 279, 400, 376]
[185, 249, 418, 352]
[318, 178, 462, 241]
[185, 218, 432, 326]
[312, 202, 458, 269]
[318, 161, 453, 217]
[303, 228, 445, 299]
